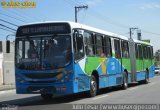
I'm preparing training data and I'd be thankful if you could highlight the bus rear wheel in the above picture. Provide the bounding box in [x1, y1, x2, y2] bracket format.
[41, 94, 53, 100]
[89, 75, 97, 97]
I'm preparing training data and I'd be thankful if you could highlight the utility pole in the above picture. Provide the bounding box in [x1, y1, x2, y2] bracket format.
[75, 5, 88, 22]
[129, 27, 138, 39]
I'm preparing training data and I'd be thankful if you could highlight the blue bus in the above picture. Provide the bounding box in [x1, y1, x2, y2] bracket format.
[15, 21, 155, 99]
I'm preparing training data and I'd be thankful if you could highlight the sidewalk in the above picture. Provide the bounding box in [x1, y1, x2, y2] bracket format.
[0, 85, 15, 91]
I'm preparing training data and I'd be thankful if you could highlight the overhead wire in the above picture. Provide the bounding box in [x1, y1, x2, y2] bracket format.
[0, 24, 16, 31]
[70, 0, 160, 37]
[0, 27, 15, 33]
[141, 30, 160, 36]
[3, 9, 35, 22]
[13, 9, 45, 22]
[0, 18, 18, 27]
[0, 12, 26, 23]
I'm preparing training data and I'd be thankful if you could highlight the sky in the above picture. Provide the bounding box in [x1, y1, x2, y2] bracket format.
[0, 0, 160, 52]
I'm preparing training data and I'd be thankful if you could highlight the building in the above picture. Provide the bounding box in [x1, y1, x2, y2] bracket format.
[0, 41, 15, 85]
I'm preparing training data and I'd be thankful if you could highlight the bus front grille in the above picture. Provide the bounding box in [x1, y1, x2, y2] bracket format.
[24, 72, 61, 79]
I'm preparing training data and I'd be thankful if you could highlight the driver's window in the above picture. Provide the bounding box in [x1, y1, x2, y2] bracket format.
[73, 30, 84, 61]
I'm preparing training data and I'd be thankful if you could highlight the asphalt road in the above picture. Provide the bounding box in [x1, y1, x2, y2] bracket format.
[0, 75, 160, 110]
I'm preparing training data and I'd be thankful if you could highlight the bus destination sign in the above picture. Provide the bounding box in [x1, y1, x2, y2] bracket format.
[16, 23, 71, 37]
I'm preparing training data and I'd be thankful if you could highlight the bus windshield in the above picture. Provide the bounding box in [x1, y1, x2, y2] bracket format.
[15, 35, 72, 70]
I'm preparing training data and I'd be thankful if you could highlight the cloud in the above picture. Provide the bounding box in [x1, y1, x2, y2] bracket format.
[85, 0, 103, 6]
[140, 3, 160, 10]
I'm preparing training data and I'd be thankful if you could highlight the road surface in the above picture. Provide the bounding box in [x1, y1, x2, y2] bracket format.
[0, 75, 160, 110]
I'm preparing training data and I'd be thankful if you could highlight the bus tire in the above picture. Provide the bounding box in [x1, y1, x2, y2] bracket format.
[41, 94, 53, 100]
[89, 75, 97, 97]
[122, 72, 128, 90]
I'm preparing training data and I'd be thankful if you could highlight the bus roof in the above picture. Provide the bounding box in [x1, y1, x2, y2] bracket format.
[133, 39, 153, 46]
[19, 21, 153, 46]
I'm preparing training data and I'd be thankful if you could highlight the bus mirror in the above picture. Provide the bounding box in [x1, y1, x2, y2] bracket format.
[6, 40, 10, 53]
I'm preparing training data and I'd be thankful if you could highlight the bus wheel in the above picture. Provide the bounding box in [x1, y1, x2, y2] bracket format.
[122, 72, 128, 90]
[41, 94, 53, 100]
[89, 75, 97, 97]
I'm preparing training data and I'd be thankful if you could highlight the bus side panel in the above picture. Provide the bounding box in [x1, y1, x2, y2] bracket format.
[149, 59, 155, 78]
[149, 63, 155, 78]
[107, 58, 123, 87]
[136, 71, 146, 81]
[136, 59, 155, 81]
[122, 58, 131, 72]
[84, 57, 124, 89]
[74, 57, 90, 93]
[136, 59, 145, 81]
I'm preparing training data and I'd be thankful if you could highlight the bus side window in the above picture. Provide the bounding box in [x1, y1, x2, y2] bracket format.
[135, 44, 138, 58]
[114, 39, 121, 59]
[122, 41, 129, 58]
[139, 45, 143, 59]
[103, 36, 112, 57]
[95, 34, 103, 56]
[147, 46, 151, 59]
[143, 46, 147, 59]
[73, 30, 85, 61]
[151, 46, 154, 59]
[84, 31, 94, 56]
[145, 46, 148, 59]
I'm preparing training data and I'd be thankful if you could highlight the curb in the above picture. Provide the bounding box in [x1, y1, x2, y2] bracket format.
[0, 85, 15, 91]
[0, 89, 16, 94]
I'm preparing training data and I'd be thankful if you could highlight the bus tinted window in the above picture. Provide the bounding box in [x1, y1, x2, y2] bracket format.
[84, 32, 94, 56]
[103, 36, 112, 57]
[147, 46, 151, 59]
[74, 33, 84, 60]
[122, 41, 129, 58]
[143, 46, 148, 59]
[140, 45, 143, 59]
[95, 34, 103, 56]
[136, 44, 143, 59]
[151, 46, 154, 59]
[135, 44, 138, 58]
[114, 39, 121, 58]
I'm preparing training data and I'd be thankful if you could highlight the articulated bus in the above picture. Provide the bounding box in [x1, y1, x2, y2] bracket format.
[15, 21, 155, 99]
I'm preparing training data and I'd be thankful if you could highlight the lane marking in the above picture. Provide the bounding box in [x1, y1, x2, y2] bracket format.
[92, 94, 109, 100]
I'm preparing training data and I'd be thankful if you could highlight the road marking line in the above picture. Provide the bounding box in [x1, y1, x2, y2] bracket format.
[92, 94, 109, 100]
